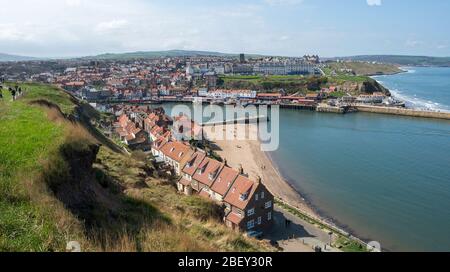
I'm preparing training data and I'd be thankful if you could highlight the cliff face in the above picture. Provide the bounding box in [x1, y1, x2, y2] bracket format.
[360, 79, 391, 96]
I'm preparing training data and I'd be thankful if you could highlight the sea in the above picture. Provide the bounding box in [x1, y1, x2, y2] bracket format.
[268, 67, 450, 251]
[373, 67, 450, 112]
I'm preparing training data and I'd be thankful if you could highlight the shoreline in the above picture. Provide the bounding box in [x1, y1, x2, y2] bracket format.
[371, 68, 450, 117]
[212, 124, 318, 218]
[211, 124, 370, 248]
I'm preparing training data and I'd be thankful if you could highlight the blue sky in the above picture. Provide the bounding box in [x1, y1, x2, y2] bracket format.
[0, 0, 449, 57]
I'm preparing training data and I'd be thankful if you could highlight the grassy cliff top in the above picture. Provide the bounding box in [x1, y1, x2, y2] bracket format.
[324, 61, 403, 76]
[0, 83, 274, 252]
[218, 73, 388, 95]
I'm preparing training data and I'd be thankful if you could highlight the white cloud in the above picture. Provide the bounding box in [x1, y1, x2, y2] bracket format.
[65, 0, 81, 7]
[367, 0, 382, 6]
[95, 19, 129, 33]
[405, 40, 424, 47]
[264, 0, 303, 6]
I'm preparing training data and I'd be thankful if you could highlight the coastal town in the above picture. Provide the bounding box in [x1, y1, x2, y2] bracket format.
[0, 53, 407, 114]
[2, 51, 450, 253]
[2, 53, 391, 253]
[2, 0, 450, 259]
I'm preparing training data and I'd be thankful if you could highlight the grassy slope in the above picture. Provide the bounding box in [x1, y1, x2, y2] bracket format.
[0, 85, 84, 251]
[218, 74, 381, 95]
[0, 83, 273, 252]
[334, 55, 450, 67]
[325, 61, 403, 76]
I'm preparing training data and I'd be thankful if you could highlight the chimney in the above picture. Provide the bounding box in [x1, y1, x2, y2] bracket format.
[238, 164, 244, 175]
[256, 175, 262, 185]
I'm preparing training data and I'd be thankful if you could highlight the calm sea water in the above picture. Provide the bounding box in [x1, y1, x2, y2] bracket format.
[269, 111, 450, 252]
[270, 67, 450, 251]
[373, 67, 450, 112]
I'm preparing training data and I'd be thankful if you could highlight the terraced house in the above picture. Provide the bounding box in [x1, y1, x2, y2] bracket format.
[159, 141, 194, 175]
[191, 157, 224, 196]
[178, 150, 207, 196]
[223, 175, 274, 233]
[169, 148, 274, 234]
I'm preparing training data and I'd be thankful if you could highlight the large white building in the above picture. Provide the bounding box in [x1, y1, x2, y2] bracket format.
[199, 89, 257, 99]
[254, 61, 316, 75]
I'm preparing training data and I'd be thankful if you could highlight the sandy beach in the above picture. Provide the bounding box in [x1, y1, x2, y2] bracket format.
[210, 124, 318, 219]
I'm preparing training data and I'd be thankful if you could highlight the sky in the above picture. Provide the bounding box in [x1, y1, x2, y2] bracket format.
[0, 0, 449, 58]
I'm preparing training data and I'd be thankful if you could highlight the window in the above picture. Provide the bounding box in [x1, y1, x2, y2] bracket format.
[247, 208, 255, 216]
[267, 212, 272, 221]
[239, 191, 249, 201]
[255, 194, 259, 201]
[261, 191, 265, 199]
[265, 201, 272, 209]
[257, 217, 262, 225]
[247, 220, 255, 230]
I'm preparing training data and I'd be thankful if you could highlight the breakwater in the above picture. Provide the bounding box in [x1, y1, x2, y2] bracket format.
[356, 105, 450, 120]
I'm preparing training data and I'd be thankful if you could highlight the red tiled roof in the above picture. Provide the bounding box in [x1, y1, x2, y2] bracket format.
[223, 175, 258, 210]
[65, 81, 85, 86]
[152, 136, 168, 151]
[211, 166, 239, 196]
[183, 151, 207, 176]
[179, 178, 191, 186]
[226, 212, 243, 225]
[160, 141, 192, 163]
[118, 114, 129, 128]
[257, 93, 282, 98]
[150, 125, 164, 136]
[192, 158, 224, 187]
[199, 189, 211, 200]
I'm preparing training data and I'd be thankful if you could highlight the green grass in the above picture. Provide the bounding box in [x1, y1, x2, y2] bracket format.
[0, 85, 75, 251]
[97, 147, 275, 252]
[328, 91, 347, 98]
[329, 74, 369, 83]
[326, 61, 402, 76]
[12, 83, 77, 115]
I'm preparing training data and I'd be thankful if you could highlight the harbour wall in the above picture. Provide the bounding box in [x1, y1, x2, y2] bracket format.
[356, 105, 450, 120]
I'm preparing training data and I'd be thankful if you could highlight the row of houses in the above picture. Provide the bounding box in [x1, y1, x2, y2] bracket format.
[151, 139, 274, 233]
[113, 106, 172, 150]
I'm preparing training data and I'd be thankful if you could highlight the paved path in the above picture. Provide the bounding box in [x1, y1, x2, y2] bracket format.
[264, 206, 341, 252]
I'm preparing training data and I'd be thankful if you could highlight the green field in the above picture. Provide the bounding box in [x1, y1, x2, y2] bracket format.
[325, 61, 403, 76]
[0, 84, 82, 251]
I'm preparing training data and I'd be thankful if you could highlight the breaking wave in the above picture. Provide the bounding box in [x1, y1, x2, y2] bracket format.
[389, 88, 450, 112]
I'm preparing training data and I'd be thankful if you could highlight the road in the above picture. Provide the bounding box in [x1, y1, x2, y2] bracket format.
[264, 206, 341, 252]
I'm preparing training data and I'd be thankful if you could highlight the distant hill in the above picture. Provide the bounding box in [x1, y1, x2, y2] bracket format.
[83, 49, 264, 60]
[330, 55, 450, 67]
[0, 53, 38, 62]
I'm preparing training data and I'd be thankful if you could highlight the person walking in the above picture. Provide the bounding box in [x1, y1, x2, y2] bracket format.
[11, 89, 16, 101]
